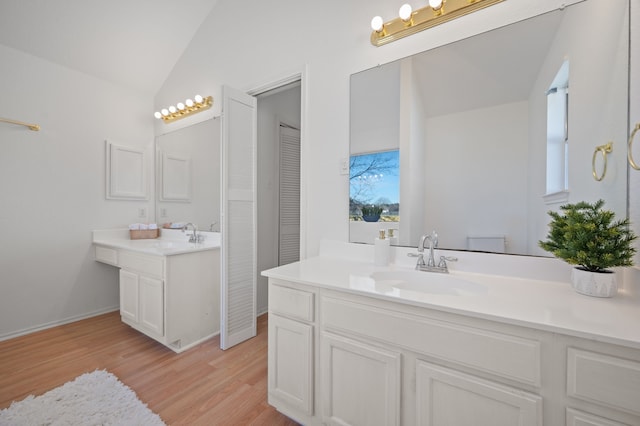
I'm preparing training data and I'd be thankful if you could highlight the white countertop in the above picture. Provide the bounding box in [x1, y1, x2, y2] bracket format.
[263, 245, 640, 350]
[93, 228, 220, 256]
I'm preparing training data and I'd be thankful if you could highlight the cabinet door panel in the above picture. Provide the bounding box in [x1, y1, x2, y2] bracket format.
[119, 270, 139, 323]
[566, 408, 631, 426]
[321, 333, 401, 426]
[268, 314, 313, 416]
[416, 361, 542, 426]
[567, 348, 640, 416]
[140, 276, 164, 336]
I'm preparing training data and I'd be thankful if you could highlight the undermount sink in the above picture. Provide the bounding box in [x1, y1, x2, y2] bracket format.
[370, 270, 487, 296]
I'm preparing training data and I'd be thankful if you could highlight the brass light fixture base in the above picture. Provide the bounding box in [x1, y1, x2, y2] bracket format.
[159, 96, 213, 124]
[371, 0, 505, 47]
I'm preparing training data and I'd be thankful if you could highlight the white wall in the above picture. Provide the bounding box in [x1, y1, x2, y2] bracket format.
[0, 45, 155, 339]
[256, 86, 301, 314]
[155, 0, 583, 258]
[527, 0, 629, 255]
[424, 101, 529, 253]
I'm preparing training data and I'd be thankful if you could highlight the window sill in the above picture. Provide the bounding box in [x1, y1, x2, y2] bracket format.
[543, 190, 570, 205]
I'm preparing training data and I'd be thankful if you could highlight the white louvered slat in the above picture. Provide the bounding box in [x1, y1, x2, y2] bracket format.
[221, 86, 257, 350]
[279, 126, 301, 266]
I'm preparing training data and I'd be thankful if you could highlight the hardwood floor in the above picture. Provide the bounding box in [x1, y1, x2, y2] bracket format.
[0, 312, 298, 425]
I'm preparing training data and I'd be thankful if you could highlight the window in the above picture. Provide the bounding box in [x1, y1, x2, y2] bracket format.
[545, 61, 569, 203]
[349, 150, 399, 221]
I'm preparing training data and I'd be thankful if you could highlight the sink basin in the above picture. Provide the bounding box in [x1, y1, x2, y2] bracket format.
[370, 270, 487, 296]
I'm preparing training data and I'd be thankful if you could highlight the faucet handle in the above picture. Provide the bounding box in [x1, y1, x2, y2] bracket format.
[438, 256, 458, 268]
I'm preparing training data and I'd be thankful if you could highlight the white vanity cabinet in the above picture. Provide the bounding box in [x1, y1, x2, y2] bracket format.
[95, 244, 220, 353]
[118, 250, 166, 340]
[267, 280, 317, 424]
[267, 277, 640, 426]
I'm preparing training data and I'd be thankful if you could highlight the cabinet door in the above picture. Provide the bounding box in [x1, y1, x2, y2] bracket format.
[140, 276, 164, 337]
[416, 361, 542, 426]
[268, 314, 313, 416]
[321, 333, 401, 426]
[119, 269, 139, 323]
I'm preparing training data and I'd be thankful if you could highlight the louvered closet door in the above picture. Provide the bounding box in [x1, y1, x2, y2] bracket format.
[220, 85, 257, 350]
[279, 125, 300, 266]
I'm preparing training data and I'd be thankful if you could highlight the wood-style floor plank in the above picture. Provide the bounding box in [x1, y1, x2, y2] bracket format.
[0, 312, 297, 425]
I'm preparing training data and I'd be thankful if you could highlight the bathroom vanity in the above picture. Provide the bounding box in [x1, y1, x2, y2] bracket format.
[263, 241, 640, 426]
[93, 229, 220, 353]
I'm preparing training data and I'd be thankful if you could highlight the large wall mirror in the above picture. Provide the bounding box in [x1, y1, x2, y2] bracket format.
[350, 0, 629, 256]
[155, 118, 221, 231]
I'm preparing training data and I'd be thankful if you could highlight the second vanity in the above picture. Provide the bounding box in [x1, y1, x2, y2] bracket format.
[263, 241, 640, 426]
[93, 228, 220, 353]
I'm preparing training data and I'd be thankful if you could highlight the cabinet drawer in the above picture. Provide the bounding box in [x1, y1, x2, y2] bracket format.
[119, 251, 164, 278]
[321, 296, 541, 387]
[566, 408, 631, 426]
[95, 246, 118, 266]
[567, 347, 640, 416]
[270, 282, 314, 322]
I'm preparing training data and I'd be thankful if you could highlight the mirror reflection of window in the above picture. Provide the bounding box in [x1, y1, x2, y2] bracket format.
[545, 60, 570, 198]
[349, 150, 400, 222]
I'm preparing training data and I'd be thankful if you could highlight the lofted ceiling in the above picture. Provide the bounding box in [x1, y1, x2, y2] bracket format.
[0, 0, 219, 95]
[412, 9, 563, 118]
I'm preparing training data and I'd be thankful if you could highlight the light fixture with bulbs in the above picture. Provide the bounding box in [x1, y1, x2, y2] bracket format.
[154, 94, 213, 124]
[370, 0, 505, 47]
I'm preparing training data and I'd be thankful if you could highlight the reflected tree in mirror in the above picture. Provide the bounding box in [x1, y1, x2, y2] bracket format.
[349, 150, 400, 222]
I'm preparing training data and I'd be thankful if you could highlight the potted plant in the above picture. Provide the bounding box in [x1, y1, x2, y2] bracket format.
[361, 205, 383, 222]
[539, 199, 637, 297]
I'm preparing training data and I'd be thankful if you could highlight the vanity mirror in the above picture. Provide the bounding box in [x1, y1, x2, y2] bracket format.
[155, 118, 220, 232]
[350, 0, 629, 256]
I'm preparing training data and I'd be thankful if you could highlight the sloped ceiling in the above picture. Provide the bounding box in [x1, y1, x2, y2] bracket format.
[0, 0, 219, 95]
[412, 9, 563, 118]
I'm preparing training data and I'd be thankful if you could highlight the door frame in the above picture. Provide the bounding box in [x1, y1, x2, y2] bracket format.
[247, 66, 308, 261]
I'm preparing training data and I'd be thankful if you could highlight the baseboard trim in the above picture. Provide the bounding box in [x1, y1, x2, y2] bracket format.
[0, 305, 120, 342]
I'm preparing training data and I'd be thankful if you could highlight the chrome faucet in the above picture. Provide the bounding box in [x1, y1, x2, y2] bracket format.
[419, 230, 438, 268]
[410, 230, 457, 273]
[182, 222, 199, 243]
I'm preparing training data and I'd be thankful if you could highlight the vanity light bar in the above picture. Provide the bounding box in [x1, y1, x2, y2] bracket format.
[154, 95, 213, 124]
[371, 0, 505, 47]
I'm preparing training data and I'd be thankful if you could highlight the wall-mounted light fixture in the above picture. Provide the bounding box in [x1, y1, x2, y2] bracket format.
[370, 0, 505, 47]
[154, 95, 213, 124]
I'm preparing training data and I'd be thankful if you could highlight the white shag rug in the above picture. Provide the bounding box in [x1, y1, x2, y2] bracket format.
[0, 370, 165, 426]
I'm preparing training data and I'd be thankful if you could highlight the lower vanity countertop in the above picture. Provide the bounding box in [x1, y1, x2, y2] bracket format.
[262, 255, 640, 350]
[92, 228, 220, 256]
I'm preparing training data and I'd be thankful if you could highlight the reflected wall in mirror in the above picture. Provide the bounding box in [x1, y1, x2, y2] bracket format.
[156, 117, 220, 231]
[350, 0, 629, 256]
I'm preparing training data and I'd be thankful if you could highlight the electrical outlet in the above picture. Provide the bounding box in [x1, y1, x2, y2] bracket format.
[138, 208, 146, 218]
[161, 208, 168, 217]
[339, 158, 349, 175]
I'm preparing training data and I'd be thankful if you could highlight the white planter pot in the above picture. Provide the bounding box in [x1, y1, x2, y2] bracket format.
[570, 267, 617, 298]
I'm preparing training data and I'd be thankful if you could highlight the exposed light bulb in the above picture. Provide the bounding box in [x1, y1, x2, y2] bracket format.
[154, 111, 162, 119]
[186, 99, 194, 107]
[161, 108, 169, 116]
[371, 16, 384, 32]
[429, 0, 443, 10]
[399, 4, 412, 21]
[169, 106, 177, 113]
[194, 94, 204, 104]
[177, 102, 185, 110]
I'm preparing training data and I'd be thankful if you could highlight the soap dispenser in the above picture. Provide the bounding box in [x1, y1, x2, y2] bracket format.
[374, 229, 390, 266]
[387, 228, 398, 246]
